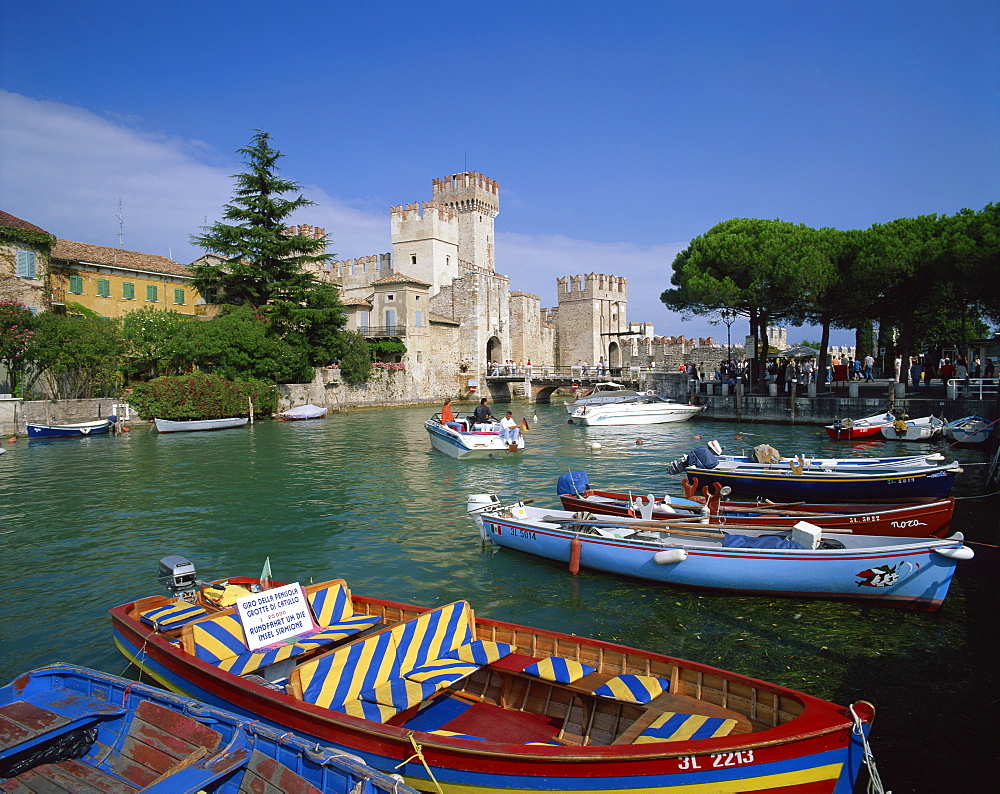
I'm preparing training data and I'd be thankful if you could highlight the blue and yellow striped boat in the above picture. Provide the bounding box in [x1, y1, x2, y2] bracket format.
[111, 567, 877, 793]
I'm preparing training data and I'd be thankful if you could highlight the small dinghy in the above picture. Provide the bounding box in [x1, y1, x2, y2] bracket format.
[880, 415, 945, 441]
[278, 403, 328, 420]
[943, 415, 993, 445]
[26, 417, 116, 439]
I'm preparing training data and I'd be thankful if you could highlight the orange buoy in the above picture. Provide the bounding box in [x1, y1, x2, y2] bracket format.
[7, 437, 17, 443]
[635, 439, 644, 445]
[122, 426, 130, 432]
[693, 434, 701, 439]
[569, 537, 582, 575]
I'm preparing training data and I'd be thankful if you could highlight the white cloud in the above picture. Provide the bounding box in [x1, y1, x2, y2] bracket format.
[0, 91, 388, 263]
[0, 90, 846, 347]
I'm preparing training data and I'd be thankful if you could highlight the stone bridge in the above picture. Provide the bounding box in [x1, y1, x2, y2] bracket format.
[483, 367, 649, 404]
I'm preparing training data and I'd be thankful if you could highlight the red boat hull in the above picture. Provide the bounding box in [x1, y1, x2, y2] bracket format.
[559, 489, 954, 537]
[111, 588, 874, 793]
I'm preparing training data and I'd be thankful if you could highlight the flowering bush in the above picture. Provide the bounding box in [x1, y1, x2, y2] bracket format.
[128, 372, 278, 420]
[372, 362, 405, 371]
[0, 299, 35, 395]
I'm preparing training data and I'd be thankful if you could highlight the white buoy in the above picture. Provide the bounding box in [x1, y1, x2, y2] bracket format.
[590, 442, 602, 450]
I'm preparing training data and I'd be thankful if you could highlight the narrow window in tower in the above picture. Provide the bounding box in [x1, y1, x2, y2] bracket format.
[411, 254, 417, 265]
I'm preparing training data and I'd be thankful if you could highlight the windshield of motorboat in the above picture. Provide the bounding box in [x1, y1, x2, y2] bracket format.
[594, 382, 626, 391]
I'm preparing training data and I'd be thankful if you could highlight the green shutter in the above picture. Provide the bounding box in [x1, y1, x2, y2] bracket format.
[173, 288, 185, 305]
[69, 275, 84, 294]
[97, 278, 110, 297]
[122, 282, 135, 300]
[16, 250, 37, 278]
[146, 284, 158, 302]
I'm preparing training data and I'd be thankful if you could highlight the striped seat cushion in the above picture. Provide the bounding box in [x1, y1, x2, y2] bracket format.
[592, 674, 669, 704]
[308, 583, 354, 626]
[292, 615, 382, 649]
[140, 601, 207, 631]
[359, 678, 439, 710]
[523, 657, 596, 684]
[633, 712, 737, 744]
[331, 699, 399, 723]
[405, 658, 479, 686]
[444, 640, 515, 665]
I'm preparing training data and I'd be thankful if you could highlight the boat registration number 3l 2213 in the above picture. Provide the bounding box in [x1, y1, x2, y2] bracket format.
[678, 750, 756, 770]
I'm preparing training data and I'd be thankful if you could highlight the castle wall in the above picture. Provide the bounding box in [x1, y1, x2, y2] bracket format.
[509, 291, 555, 365]
[390, 202, 460, 292]
[555, 273, 628, 367]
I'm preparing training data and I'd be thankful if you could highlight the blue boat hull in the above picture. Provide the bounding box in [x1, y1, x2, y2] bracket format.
[683, 465, 958, 501]
[26, 420, 114, 439]
[480, 515, 965, 610]
[0, 663, 412, 793]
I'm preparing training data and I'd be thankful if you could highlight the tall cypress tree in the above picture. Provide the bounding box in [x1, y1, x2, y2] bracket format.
[191, 130, 346, 362]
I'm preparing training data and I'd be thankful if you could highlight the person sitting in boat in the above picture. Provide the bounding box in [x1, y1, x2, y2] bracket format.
[441, 399, 464, 431]
[473, 398, 495, 429]
[499, 411, 521, 445]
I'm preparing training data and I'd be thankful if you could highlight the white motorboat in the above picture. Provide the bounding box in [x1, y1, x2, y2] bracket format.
[880, 415, 945, 441]
[424, 414, 524, 458]
[568, 396, 704, 426]
[563, 382, 644, 413]
[154, 417, 249, 433]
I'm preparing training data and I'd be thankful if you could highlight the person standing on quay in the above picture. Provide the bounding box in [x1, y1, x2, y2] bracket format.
[863, 354, 875, 381]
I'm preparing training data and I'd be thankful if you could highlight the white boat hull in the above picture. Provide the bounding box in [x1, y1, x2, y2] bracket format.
[154, 417, 249, 433]
[880, 416, 944, 441]
[425, 418, 524, 458]
[570, 401, 703, 426]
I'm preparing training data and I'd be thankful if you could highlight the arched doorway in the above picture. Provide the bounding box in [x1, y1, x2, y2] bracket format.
[486, 336, 502, 372]
[608, 341, 621, 374]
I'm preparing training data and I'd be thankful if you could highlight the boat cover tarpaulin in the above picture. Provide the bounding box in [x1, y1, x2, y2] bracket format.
[557, 471, 590, 495]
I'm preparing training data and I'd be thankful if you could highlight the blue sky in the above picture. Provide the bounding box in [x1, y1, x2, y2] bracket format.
[2, 1, 997, 346]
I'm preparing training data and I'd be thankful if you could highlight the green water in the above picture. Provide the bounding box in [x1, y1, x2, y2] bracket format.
[1, 403, 997, 792]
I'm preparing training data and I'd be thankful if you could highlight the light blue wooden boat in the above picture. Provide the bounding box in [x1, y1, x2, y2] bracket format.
[469, 498, 973, 611]
[0, 663, 413, 793]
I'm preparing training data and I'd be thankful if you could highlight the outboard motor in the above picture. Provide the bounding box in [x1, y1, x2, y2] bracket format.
[158, 555, 199, 600]
[668, 440, 723, 475]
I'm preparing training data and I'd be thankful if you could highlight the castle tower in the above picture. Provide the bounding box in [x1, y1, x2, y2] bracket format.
[431, 172, 499, 272]
[556, 274, 629, 367]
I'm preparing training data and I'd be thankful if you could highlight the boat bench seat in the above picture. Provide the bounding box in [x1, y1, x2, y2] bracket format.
[288, 600, 514, 722]
[180, 580, 381, 677]
[139, 600, 208, 632]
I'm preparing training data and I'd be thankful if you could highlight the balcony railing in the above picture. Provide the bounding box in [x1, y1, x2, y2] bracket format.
[362, 326, 406, 338]
[50, 288, 66, 305]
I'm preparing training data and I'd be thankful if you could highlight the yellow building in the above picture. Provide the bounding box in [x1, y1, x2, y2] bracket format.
[49, 240, 217, 318]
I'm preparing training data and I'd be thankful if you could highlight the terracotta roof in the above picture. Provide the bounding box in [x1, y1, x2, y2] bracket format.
[372, 271, 431, 288]
[0, 210, 54, 238]
[341, 297, 373, 308]
[51, 239, 194, 278]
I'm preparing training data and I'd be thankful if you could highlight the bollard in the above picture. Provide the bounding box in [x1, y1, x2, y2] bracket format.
[807, 382, 817, 397]
[848, 382, 859, 398]
[721, 383, 729, 397]
[894, 382, 906, 400]
[768, 383, 778, 397]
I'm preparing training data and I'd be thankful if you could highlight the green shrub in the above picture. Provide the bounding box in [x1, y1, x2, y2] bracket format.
[128, 372, 278, 420]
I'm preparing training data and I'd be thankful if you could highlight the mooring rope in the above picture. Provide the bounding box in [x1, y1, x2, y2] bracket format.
[396, 734, 443, 794]
[850, 703, 889, 794]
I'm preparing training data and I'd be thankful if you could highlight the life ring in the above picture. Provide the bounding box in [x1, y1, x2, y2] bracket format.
[645, 390, 655, 396]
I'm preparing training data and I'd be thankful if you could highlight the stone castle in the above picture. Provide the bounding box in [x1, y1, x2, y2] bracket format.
[298, 171, 753, 399]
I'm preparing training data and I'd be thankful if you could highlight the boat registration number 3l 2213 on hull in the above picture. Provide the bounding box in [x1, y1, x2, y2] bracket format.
[678, 750, 756, 770]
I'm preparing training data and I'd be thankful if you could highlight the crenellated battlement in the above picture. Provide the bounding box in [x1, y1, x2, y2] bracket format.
[282, 224, 326, 240]
[431, 171, 500, 217]
[556, 273, 628, 302]
[390, 200, 459, 223]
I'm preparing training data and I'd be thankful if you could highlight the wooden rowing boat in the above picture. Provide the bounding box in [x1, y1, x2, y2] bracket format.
[470, 497, 973, 611]
[556, 482, 955, 537]
[111, 560, 876, 793]
[0, 662, 413, 792]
